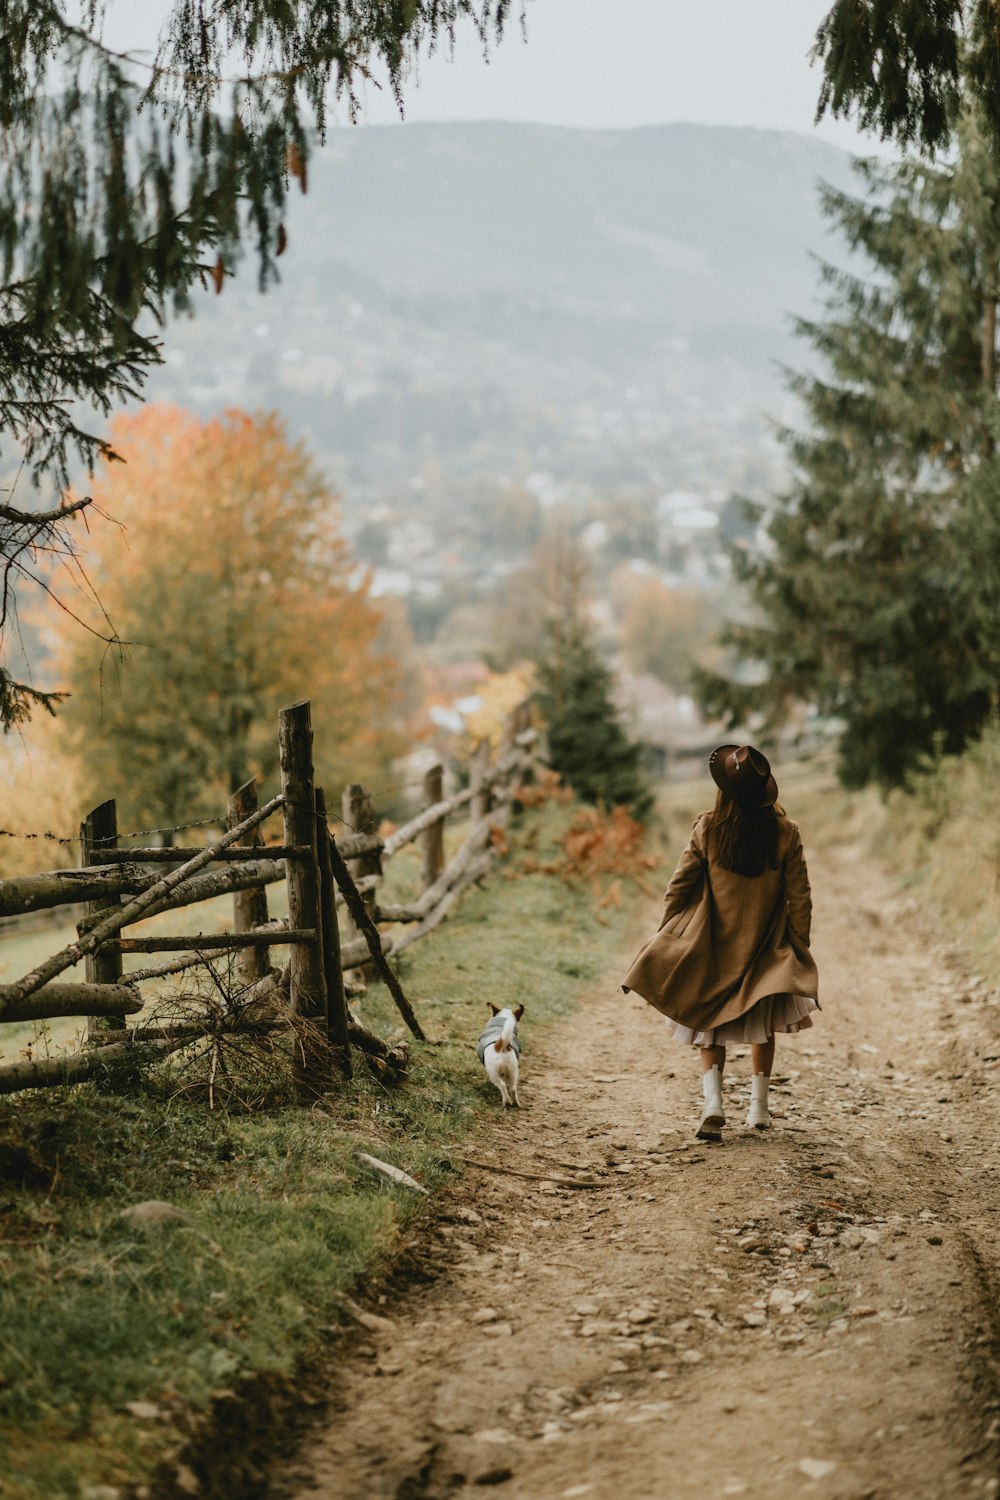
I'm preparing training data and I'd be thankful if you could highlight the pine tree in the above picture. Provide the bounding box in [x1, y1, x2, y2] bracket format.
[530, 530, 651, 817]
[536, 632, 652, 817]
[813, 1, 1000, 155]
[1, 3, 518, 488]
[697, 107, 1000, 789]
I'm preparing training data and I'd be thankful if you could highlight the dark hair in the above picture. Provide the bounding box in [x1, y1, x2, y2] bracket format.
[708, 790, 781, 876]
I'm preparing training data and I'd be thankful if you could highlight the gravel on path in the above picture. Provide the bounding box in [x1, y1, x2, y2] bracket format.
[280, 836, 1000, 1500]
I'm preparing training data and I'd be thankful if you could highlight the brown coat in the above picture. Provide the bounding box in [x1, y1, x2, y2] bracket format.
[622, 810, 818, 1033]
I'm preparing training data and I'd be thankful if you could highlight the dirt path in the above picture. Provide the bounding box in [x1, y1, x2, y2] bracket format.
[279, 838, 1000, 1500]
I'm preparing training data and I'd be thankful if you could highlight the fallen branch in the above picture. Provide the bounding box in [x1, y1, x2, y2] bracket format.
[457, 1153, 607, 1188]
[356, 1152, 428, 1194]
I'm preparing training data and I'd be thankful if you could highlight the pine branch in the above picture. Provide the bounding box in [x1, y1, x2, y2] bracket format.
[0, 498, 92, 527]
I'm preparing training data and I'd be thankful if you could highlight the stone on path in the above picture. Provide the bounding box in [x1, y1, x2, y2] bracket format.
[798, 1458, 837, 1481]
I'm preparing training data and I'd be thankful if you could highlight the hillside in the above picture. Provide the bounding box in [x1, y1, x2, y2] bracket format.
[145, 121, 856, 507]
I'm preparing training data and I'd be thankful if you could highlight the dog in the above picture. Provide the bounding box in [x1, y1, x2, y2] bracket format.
[477, 1003, 524, 1107]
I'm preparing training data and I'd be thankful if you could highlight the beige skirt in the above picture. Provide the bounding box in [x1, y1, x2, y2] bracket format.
[665, 992, 819, 1048]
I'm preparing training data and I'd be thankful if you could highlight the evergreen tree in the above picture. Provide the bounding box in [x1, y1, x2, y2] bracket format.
[536, 631, 652, 818]
[530, 530, 651, 817]
[813, 1, 1000, 155]
[1, 3, 517, 488]
[697, 107, 1000, 789]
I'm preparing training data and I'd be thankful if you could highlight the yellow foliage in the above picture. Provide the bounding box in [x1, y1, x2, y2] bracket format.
[0, 720, 83, 878]
[615, 569, 718, 686]
[462, 665, 535, 750]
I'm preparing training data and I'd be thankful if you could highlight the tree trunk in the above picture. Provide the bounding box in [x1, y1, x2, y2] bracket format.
[80, 801, 126, 1039]
[984, 289, 997, 455]
[278, 700, 327, 1087]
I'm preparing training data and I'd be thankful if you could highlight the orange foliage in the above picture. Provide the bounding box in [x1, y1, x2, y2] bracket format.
[558, 805, 658, 885]
[491, 761, 657, 887]
[615, 571, 717, 686]
[47, 405, 407, 825]
[511, 769, 657, 895]
[510, 768, 573, 810]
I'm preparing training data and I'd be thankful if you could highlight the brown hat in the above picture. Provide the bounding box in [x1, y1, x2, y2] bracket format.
[709, 744, 778, 807]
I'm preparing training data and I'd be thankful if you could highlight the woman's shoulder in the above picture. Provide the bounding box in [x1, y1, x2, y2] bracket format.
[775, 813, 803, 846]
[679, 810, 713, 854]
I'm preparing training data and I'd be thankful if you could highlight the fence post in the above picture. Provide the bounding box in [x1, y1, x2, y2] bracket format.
[341, 783, 380, 944]
[227, 778, 269, 985]
[419, 762, 445, 894]
[278, 701, 327, 1085]
[315, 786, 351, 1079]
[499, 711, 516, 759]
[81, 800, 126, 1040]
[470, 739, 492, 827]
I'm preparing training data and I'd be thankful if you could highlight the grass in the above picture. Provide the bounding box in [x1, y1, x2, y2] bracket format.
[874, 727, 1000, 985]
[0, 796, 651, 1499]
[773, 734, 1000, 990]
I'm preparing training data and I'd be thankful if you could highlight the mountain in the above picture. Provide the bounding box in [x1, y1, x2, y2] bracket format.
[144, 120, 857, 511]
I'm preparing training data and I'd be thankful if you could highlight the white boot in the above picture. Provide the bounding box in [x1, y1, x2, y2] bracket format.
[696, 1065, 725, 1139]
[746, 1073, 771, 1130]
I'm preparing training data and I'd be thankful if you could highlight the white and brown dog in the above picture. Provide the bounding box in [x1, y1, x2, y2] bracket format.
[477, 1003, 524, 1107]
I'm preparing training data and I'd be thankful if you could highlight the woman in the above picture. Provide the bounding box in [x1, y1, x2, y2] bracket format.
[622, 744, 819, 1139]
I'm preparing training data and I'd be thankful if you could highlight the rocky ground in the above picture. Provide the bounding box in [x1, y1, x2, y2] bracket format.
[278, 836, 1000, 1500]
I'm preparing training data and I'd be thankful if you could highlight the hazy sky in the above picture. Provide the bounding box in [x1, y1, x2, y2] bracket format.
[105, 0, 881, 153]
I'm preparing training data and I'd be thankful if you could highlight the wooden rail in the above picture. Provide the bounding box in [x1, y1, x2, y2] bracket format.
[0, 700, 541, 1095]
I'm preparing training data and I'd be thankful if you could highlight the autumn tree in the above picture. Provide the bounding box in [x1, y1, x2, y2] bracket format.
[614, 571, 718, 688]
[49, 405, 405, 828]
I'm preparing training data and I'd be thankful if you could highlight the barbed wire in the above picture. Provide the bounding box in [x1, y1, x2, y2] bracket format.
[0, 827, 76, 846]
[0, 765, 486, 849]
[0, 799, 381, 848]
[0, 811, 245, 848]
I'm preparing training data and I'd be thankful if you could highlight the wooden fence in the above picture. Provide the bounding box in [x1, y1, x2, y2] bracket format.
[0, 698, 540, 1095]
